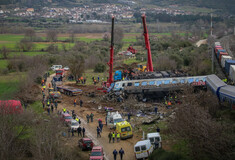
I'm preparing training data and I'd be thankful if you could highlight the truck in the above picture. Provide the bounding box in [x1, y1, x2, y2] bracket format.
[116, 121, 133, 139]
[56, 69, 65, 77]
[114, 70, 122, 81]
[57, 85, 82, 96]
[48, 88, 62, 102]
[147, 132, 162, 149]
[107, 111, 124, 129]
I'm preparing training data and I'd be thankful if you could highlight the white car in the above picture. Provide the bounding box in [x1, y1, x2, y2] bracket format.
[63, 66, 70, 71]
[51, 65, 62, 71]
[68, 119, 79, 131]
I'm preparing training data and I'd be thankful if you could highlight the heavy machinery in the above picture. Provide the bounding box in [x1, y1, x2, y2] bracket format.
[142, 14, 153, 72]
[127, 45, 137, 54]
[107, 16, 115, 86]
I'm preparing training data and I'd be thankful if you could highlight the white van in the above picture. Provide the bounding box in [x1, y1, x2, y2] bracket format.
[134, 140, 153, 159]
[51, 65, 62, 71]
[147, 132, 162, 149]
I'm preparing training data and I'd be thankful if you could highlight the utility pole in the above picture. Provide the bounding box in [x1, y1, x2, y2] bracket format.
[211, 10, 214, 73]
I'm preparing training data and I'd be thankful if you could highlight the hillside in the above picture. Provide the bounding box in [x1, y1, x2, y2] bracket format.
[149, 0, 235, 15]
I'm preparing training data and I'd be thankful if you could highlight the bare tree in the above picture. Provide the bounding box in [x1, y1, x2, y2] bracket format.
[169, 88, 233, 160]
[16, 39, 35, 52]
[67, 53, 85, 82]
[46, 30, 58, 42]
[0, 46, 10, 59]
[103, 32, 110, 41]
[155, 55, 177, 70]
[24, 28, 36, 41]
[0, 104, 34, 159]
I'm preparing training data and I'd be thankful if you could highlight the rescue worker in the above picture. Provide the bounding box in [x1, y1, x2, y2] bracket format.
[94, 79, 97, 85]
[51, 103, 54, 113]
[98, 76, 100, 82]
[108, 132, 112, 143]
[80, 99, 83, 107]
[71, 128, 74, 137]
[128, 113, 131, 122]
[90, 112, 94, 122]
[167, 101, 172, 109]
[63, 108, 66, 113]
[100, 123, 103, 132]
[82, 127, 85, 137]
[78, 119, 81, 125]
[154, 106, 158, 114]
[47, 100, 50, 107]
[48, 83, 51, 88]
[77, 126, 82, 137]
[112, 132, 116, 143]
[113, 149, 118, 160]
[116, 132, 120, 142]
[119, 148, 125, 160]
[84, 77, 86, 84]
[74, 99, 76, 107]
[47, 105, 50, 115]
[54, 101, 58, 110]
[42, 101, 45, 109]
[86, 114, 90, 123]
[97, 127, 101, 138]
[75, 117, 79, 122]
[43, 85, 46, 91]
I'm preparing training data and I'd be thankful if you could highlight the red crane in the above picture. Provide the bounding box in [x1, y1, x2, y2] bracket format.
[142, 14, 154, 72]
[108, 16, 115, 84]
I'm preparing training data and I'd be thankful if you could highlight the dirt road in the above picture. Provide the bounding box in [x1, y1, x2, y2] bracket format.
[196, 39, 207, 47]
[45, 74, 140, 160]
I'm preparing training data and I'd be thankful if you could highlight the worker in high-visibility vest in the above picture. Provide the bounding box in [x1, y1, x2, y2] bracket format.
[75, 117, 79, 122]
[112, 132, 116, 143]
[222, 79, 227, 83]
[43, 85, 46, 91]
[63, 108, 66, 113]
[116, 133, 120, 142]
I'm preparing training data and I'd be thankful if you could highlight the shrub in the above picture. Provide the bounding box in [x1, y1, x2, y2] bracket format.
[149, 149, 188, 160]
[94, 63, 106, 73]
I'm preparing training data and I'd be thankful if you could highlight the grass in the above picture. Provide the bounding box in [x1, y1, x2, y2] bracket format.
[123, 58, 141, 65]
[0, 60, 8, 69]
[30, 101, 44, 114]
[0, 73, 21, 100]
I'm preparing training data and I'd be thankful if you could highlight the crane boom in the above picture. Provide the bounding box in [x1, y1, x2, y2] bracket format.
[142, 14, 153, 72]
[108, 16, 115, 84]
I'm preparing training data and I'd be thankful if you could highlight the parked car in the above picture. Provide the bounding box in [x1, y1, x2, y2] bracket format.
[69, 119, 79, 131]
[63, 66, 70, 71]
[51, 65, 62, 71]
[61, 113, 72, 125]
[78, 138, 93, 151]
[89, 146, 104, 160]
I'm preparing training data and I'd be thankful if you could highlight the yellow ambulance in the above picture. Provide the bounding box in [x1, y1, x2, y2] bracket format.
[116, 121, 133, 139]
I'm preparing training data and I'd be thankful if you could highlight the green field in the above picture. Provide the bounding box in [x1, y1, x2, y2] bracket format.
[0, 60, 8, 69]
[0, 73, 21, 99]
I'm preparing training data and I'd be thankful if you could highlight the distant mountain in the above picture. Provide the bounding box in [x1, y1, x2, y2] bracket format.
[150, 0, 235, 15]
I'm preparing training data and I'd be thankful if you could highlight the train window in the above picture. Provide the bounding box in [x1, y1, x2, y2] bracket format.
[164, 80, 170, 84]
[115, 83, 119, 87]
[203, 77, 206, 81]
[180, 79, 185, 83]
[188, 78, 194, 83]
[156, 81, 162, 86]
[134, 82, 140, 86]
[172, 81, 177, 84]
[195, 78, 199, 82]
[149, 81, 155, 85]
[122, 83, 125, 87]
[141, 81, 147, 86]
[127, 83, 132, 86]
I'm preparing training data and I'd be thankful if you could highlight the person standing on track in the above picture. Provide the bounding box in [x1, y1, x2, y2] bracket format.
[113, 149, 118, 160]
[119, 148, 125, 160]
